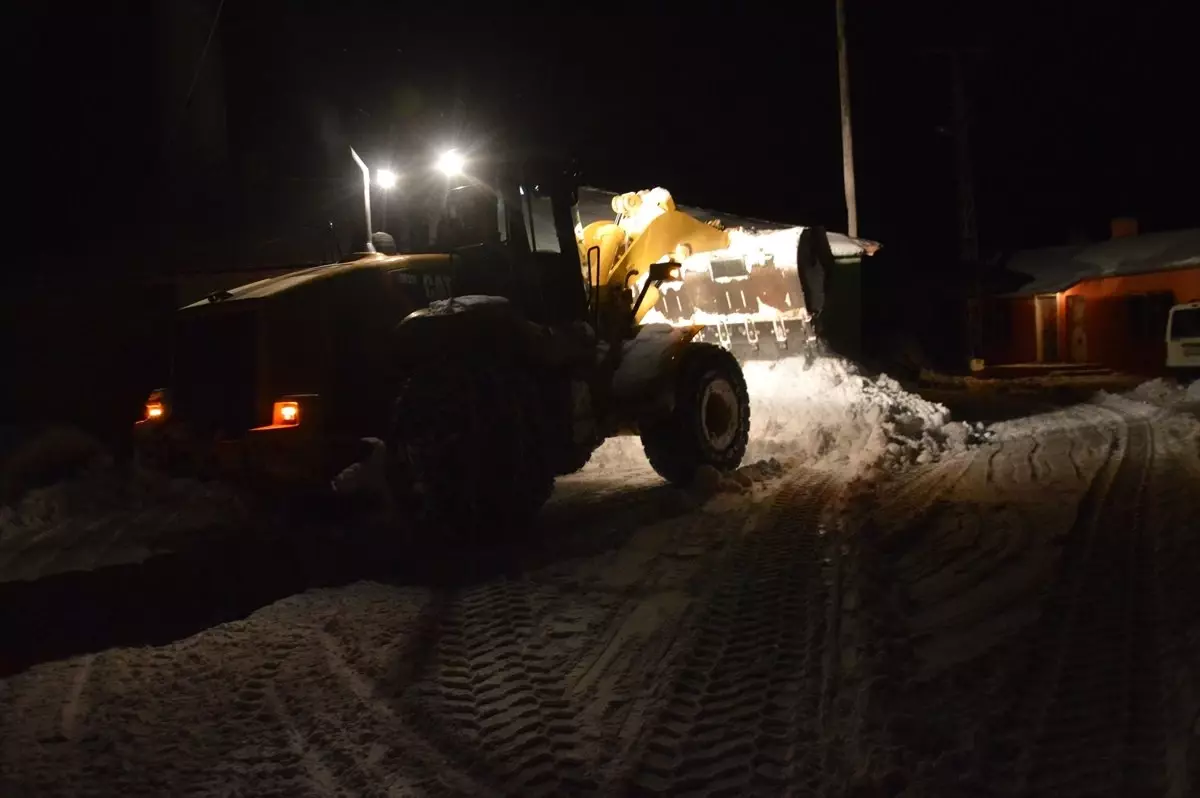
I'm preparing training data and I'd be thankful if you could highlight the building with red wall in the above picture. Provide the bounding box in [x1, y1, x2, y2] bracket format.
[982, 225, 1200, 373]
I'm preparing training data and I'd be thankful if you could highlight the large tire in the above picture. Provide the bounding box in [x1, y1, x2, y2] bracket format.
[390, 362, 554, 536]
[640, 343, 750, 486]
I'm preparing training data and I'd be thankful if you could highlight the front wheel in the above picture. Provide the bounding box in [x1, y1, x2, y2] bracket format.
[640, 343, 750, 486]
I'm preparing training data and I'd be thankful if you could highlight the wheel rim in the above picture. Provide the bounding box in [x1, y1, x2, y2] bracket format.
[700, 377, 739, 451]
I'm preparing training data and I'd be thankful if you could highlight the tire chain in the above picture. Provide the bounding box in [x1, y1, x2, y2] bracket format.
[624, 472, 839, 796]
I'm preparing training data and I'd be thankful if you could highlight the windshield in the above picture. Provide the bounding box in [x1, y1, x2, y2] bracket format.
[379, 177, 578, 258]
[1169, 307, 1200, 339]
[383, 180, 506, 253]
[522, 193, 564, 254]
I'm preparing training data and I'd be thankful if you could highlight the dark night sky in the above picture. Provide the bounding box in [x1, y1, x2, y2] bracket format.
[10, 0, 1198, 279]
[221, 1, 1199, 254]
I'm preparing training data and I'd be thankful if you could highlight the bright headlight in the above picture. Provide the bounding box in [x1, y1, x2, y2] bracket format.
[436, 149, 465, 177]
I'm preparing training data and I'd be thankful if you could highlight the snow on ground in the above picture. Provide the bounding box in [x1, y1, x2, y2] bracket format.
[6, 399, 1195, 796]
[585, 355, 981, 480]
[1, 460, 812, 796]
[1114, 375, 1200, 406]
[6, 356, 1200, 795]
[4, 374, 1200, 794]
[0, 465, 245, 584]
[1086, 376, 1200, 435]
[833, 396, 1200, 796]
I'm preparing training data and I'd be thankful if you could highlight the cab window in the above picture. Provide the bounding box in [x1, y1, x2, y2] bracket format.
[521, 191, 562, 254]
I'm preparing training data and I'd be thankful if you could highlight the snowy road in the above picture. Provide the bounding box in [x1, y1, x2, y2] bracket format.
[847, 400, 1200, 798]
[0, 465, 827, 797]
[2, 368, 1198, 797]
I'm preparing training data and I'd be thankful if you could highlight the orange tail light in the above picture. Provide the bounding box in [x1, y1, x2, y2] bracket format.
[143, 389, 167, 422]
[272, 401, 300, 426]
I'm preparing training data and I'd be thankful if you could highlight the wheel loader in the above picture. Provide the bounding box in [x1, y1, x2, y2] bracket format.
[135, 154, 757, 531]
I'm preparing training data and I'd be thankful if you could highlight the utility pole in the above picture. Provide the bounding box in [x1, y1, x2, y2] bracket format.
[947, 50, 982, 365]
[921, 46, 985, 264]
[836, 0, 858, 237]
[921, 46, 986, 366]
[949, 54, 979, 267]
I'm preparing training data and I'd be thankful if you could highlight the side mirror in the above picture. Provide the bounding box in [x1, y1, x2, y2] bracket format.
[648, 260, 683, 283]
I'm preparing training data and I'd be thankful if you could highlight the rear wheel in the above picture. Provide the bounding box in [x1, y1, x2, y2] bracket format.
[640, 343, 750, 486]
[390, 362, 554, 536]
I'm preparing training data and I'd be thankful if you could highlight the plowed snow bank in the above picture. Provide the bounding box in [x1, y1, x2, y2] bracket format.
[741, 358, 976, 473]
[0, 465, 245, 581]
[1115, 376, 1200, 406]
[584, 356, 978, 478]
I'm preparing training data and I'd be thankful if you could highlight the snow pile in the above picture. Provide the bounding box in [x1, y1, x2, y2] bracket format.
[1127, 377, 1189, 405]
[0, 463, 245, 578]
[583, 438, 651, 475]
[742, 357, 976, 474]
[584, 356, 978, 479]
[0, 425, 107, 505]
[1095, 376, 1200, 410]
[330, 437, 389, 496]
[693, 457, 788, 495]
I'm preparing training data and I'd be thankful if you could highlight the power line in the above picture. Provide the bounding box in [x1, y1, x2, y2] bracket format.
[168, 0, 227, 144]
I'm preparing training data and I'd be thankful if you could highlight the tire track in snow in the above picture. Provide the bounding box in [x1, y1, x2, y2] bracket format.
[882, 404, 1124, 679]
[58, 654, 93, 742]
[399, 579, 596, 797]
[269, 683, 371, 798]
[985, 444, 1002, 485]
[1144, 417, 1200, 798]
[836, 403, 1145, 797]
[1027, 438, 1042, 482]
[622, 471, 839, 795]
[876, 448, 979, 544]
[314, 625, 493, 798]
[379, 477, 793, 796]
[243, 588, 486, 798]
[976, 420, 1168, 797]
[0, 659, 95, 796]
[577, 497, 789, 793]
[2, 465, 795, 797]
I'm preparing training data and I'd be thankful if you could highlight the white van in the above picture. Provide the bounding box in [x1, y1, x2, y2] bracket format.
[1166, 300, 1200, 377]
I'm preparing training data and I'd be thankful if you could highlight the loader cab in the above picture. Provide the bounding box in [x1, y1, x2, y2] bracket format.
[428, 163, 586, 327]
[509, 177, 588, 326]
[430, 182, 507, 251]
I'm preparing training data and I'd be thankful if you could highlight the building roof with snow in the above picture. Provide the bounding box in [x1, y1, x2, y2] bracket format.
[1002, 227, 1200, 296]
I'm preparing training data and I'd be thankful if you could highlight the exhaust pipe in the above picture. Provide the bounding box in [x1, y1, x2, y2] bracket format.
[349, 147, 376, 253]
